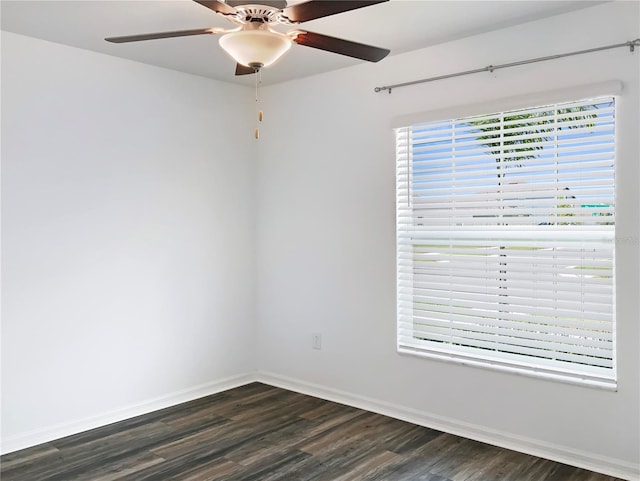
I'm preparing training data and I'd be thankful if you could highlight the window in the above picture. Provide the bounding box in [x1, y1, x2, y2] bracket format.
[396, 97, 616, 388]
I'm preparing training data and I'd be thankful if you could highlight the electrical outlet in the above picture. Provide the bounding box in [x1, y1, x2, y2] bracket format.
[312, 333, 322, 350]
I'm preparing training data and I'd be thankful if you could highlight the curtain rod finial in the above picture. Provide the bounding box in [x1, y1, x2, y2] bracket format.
[374, 86, 392, 93]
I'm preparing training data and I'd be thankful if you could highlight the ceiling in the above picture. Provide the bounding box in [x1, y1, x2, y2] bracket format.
[1, 0, 602, 87]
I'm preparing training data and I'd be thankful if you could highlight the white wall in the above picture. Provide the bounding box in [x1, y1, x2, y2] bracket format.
[1, 32, 257, 451]
[256, 1, 639, 478]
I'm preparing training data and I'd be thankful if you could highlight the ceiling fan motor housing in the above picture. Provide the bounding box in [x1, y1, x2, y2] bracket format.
[226, 1, 289, 23]
[228, 3, 289, 25]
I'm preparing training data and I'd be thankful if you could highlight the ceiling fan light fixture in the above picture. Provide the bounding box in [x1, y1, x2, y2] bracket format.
[219, 29, 292, 68]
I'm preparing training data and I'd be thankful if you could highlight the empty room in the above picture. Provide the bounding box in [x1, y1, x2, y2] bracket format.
[1, 1, 639, 480]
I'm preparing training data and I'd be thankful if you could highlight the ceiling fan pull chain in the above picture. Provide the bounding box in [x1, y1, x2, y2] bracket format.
[255, 67, 263, 139]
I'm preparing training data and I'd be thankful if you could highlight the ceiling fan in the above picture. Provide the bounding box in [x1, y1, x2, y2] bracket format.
[105, 0, 391, 75]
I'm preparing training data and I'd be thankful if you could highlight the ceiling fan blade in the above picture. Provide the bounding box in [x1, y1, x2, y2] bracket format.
[235, 63, 256, 75]
[282, 0, 388, 23]
[105, 28, 218, 43]
[291, 30, 390, 62]
[193, 0, 238, 16]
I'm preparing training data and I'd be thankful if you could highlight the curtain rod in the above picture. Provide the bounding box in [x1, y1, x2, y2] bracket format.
[374, 38, 640, 94]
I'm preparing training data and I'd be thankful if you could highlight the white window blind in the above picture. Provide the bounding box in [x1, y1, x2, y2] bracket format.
[396, 97, 616, 387]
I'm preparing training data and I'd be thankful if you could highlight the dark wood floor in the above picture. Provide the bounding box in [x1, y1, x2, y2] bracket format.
[1, 382, 624, 481]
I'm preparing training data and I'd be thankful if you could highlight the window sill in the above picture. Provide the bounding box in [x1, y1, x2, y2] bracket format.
[397, 345, 618, 391]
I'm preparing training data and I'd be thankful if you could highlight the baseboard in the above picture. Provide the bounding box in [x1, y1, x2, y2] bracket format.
[256, 371, 640, 481]
[0, 372, 255, 455]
